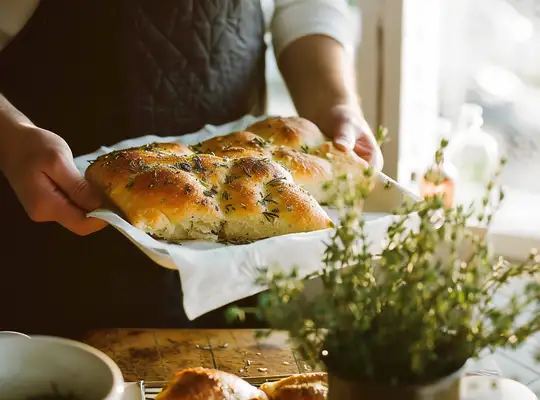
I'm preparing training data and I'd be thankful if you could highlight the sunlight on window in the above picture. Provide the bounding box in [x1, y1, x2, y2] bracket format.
[436, 0, 540, 196]
[494, 1, 534, 43]
[474, 65, 524, 101]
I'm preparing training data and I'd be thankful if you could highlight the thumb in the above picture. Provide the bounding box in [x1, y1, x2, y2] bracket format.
[333, 123, 357, 151]
[47, 154, 103, 212]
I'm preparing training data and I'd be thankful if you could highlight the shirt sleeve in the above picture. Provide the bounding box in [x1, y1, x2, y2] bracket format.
[0, 0, 40, 52]
[271, 0, 354, 57]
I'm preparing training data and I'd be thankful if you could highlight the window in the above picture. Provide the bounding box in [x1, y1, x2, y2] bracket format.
[354, 0, 540, 261]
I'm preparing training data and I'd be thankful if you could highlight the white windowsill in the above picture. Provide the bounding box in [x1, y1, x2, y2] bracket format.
[486, 189, 540, 261]
[402, 179, 540, 262]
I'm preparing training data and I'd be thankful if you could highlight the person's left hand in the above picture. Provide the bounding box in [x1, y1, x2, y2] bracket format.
[319, 104, 384, 171]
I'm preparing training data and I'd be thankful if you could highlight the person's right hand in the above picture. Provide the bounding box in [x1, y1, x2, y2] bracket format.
[0, 125, 108, 235]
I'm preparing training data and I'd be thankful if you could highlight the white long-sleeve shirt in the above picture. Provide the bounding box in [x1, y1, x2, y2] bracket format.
[0, 0, 353, 56]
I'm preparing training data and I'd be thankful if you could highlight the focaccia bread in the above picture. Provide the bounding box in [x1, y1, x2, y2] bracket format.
[155, 368, 268, 400]
[246, 116, 327, 150]
[85, 143, 333, 243]
[260, 372, 328, 400]
[194, 117, 371, 204]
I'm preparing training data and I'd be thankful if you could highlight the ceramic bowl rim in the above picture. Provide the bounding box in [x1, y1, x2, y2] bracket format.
[0, 335, 125, 400]
[0, 331, 31, 339]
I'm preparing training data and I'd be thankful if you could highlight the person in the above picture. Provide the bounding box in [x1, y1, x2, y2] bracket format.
[0, 0, 382, 335]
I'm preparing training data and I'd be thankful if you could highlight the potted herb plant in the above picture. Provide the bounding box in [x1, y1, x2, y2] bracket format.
[228, 138, 540, 400]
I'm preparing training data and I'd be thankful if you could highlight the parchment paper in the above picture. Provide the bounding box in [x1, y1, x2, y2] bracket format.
[74, 115, 420, 320]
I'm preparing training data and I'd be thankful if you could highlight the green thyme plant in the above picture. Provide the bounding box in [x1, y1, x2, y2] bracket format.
[227, 134, 540, 386]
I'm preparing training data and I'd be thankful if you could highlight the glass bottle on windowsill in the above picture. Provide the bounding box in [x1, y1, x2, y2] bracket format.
[444, 103, 500, 213]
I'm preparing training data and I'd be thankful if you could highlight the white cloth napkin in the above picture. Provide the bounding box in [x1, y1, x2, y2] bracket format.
[74, 116, 419, 320]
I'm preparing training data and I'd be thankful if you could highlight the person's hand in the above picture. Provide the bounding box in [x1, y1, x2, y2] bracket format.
[320, 104, 384, 171]
[0, 125, 107, 235]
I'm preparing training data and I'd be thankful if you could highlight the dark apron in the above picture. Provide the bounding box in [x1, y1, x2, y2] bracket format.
[0, 0, 267, 335]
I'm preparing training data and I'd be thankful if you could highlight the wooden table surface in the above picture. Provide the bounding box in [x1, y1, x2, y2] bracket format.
[81, 329, 309, 382]
[81, 329, 539, 399]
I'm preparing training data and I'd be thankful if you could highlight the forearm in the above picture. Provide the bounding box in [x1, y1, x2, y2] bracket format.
[278, 34, 360, 127]
[277, 33, 381, 166]
[0, 94, 34, 169]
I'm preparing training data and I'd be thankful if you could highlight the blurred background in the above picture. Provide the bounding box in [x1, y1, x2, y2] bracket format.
[265, 0, 540, 259]
[437, 0, 540, 192]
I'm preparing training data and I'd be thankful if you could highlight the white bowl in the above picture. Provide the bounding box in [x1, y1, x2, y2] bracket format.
[461, 376, 538, 400]
[0, 335, 125, 400]
[0, 331, 31, 339]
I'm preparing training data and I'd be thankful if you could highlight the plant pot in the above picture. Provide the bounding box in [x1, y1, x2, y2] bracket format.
[328, 366, 465, 400]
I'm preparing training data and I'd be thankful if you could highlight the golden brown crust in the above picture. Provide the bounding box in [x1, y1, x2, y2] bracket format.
[260, 373, 328, 400]
[195, 117, 371, 204]
[195, 131, 269, 158]
[195, 131, 332, 192]
[270, 147, 332, 190]
[86, 143, 333, 243]
[144, 142, 195, 156]
[155, 367, 268, 400]
[245, 117, 327, 150]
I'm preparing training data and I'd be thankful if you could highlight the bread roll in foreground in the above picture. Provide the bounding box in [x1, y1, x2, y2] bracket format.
[195, 117, 371, 204]
[85, 142, 333, 243]
[155, 368, 268, 400]
[260, 372, 328, 400]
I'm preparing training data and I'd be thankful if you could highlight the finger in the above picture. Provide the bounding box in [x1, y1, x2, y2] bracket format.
[49, 187, 108, 235]
[37, 173, 108, 235]
[45, 153, 102, 212]
[329, 107, 372, 151]
[355, 138, 384, 171]
[333, 123, 357, 151]
[354, 140, 373, 164]
[59, 212, 108, 236]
